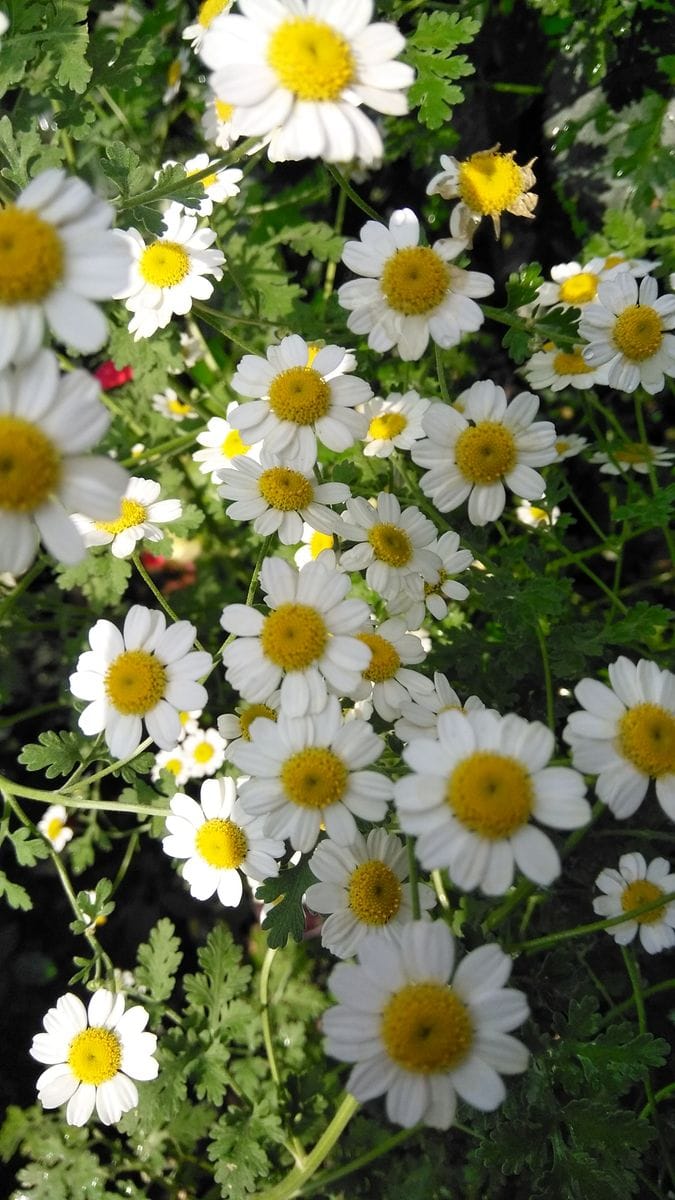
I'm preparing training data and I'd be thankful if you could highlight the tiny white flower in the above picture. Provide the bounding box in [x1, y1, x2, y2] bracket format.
[163, 50, 189, 104]
[152, 388, 196, 422]
[590, 441, 674, 476]
[362, 390, 431, 458]
[201, 91, 240, 150]
[536, 255, 655, 310]
[554, 433, 588, 461]
[293, 522, 335, 569]
[218, 693, 281, 759]
[515, 501, 561, 529]
[72, 476, 181, 559]
[593, 852, 675, 954]
[151, 745, 191, 788]
[159, 153, 242, 217]
[580, 274, 675, 395]
[217, 446, 350, 545]
[38, 805, 73, 852]
[182, 726, 227, 778]
[390, 529, 473, 627]
[339, 491, 440, 607]
[521, 343, 603, 391]
[193, 406, 261, 481]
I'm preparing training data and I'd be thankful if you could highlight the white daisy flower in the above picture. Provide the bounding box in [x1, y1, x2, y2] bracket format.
[294, 522, 335, 568]
[182, 726, 227, 778]
[231, 693, 393, 852]
[515, 501, 561, 529]
[306, 828, 436, 959]
[115, 203, 225, 340]
[563, 656, 675, 821]
[229, 334, 369, 461]
[201, 91, 240, 150]
[217, 445, 350, 544]
[590, 441, 674, 476]
[152, 388, 196, 423]
[183, 0, 232, 50]
[554, 433, 588, 461]
[323, 920, 529, 1129]
[193, 407, 261, 482]
[536, 256, 652, 310]
[30, 990, 158, 1127]
[162, 776, 283, 905]
[352, 618, 434, 723]
[389, 529, 473, 628]
[339, 491, 440, 607]
[218, 692, 281, 757]
[338, 208, 494, 362]
[593, 852, 675, 955]
[427, 146, 537, 240]
[362, 390, 431, 458]
[163, 50, 189, 104]
[412, 380, 558, 527]
[160, 153, 242, 217]
[178, 708, 203, 741]
[394, 674, 491, 744]
[200, 0, 414, 165]
[221, 554, 371, 716]
[37, 805, 73, 853]
[521, 343, 603, 391]
[0, 350, 128, 575]
[151, 744, 191, 788]
[0, 169, 132, 369]
[72, 476, 182, 559]
[579, 274, 675, 394]
[395, 708, 590, 895]
[69, 605, 213, 758]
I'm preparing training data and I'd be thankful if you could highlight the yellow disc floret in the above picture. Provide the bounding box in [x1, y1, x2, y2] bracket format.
[96, 498, 148, 535]
[198, 0, 228, 28]
[612, 305, 663, 362]
[0, 207, 64, 304]
[368, 522, 413, 567]
[381, 247, 450, 316]
[0, 416, 61, 512]
[67, 1027, 122, 1086]
[222, 429, 250, 458]
[268, 366, 331, 425]
[196, 817, 248, 868]
[193, 740, 215, 764]
[280, 746, 348, 809]
[457, 150, 524, 216]
[104, 650, 167, 715]
[558, 272, 598, 306]
[239, 702, 278, 740]
[259, 466, 314, 511]
[447, 751, 533, 839]
[47, 815, 66, 841]
[552, 350, 594, 376]
[267, 16, 355, 102]
[621, 879, 666, 925]
[613, 442, 653, 465]
[454, 421, 517, 485]
[618, 703, 675, 778]
[358, 632, 400, 683]
[347, 860, 402, 925]
[309, 530, 334, 558]
[261, 603, 327, 671]
[381, 982, 473, 1073]
[139, 241, 191, 288]
[215, 99, 235, 123]
[368, 412, 407, 441]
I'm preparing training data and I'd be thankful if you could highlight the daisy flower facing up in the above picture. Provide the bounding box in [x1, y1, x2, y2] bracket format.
[38, 805, 73, 852]
[160, 153, 242, 217]
[221, 554, 371, 716]
[152, 388, 196, 423]
[338, 208, 494, 362]
[294, 522, 334, 569]
[394, 674, 490, 744]
[231, 694, 393, 852]
[69, 605, 212, 758]
[395, 708, 590, 895]
[183, 0, 232, 50]
[593, 853, 675, 954]
[72, 476, 182, 559]
[590, 441, 674, 476]
[390, 530, 473, 628]
[563, 656, 675, 820]
[427, 146, 537, 240]
[362, 390, 431, 459]
[182, 726, 227, 778]
[306, 828, 436, 959]
[229, 334, 369, 461]
[162, 776, 283, 906]
[0, 350, 128, 575]
[30, 990, 158, 1127]
[339, 491, 440, 607]
[115, 203, 225, 340]
[218, 692, 281, 758]
[554, 433, 588, 461]
[579, 274, 675, 394]
[412, 380, 558, 527]
[535, 256, 649, 311]
[193, 407, 260, 481]
[323, 920, 529, 1129]
[151, 744, 191, 788]
[521, 343, 601, 392]
[515, 501, 561, 529]
[217, 446, 350, 544]
[0, 169, 132, 369]
[352, 618, 434, 723]
[200, 0, 414, 165]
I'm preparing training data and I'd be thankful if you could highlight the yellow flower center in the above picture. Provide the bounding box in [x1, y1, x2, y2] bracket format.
[424, 568, 450, 596]
[358, 632, 400, 683]
[239, 703, 277, 740]
[259, 466, 314, 512]
[368, 522, 413, 567]
[618, 703, 675, 778]
[446, 751, 533, 839]
[454, 421, 517, 485]
[260, 602, 328, 671]
[309, 530, 334, 558]
[195, 817, 248, 868]
[347, 860, 402, 925]
[613, 442, 653, 465]
[267, 16, 355, 102]
[67, 1027, 122, 1086]
[381, 982, 473, 1074]
[620, 879, 666, 925]
[193, 740, 215, 764]
[0, 206, 64, 304]
[47, 815, 66, 841]
[381, 246, 450, 317]
[198, 0, 229, 28]
[166, 59, 182, 87]
[280, 746, 347, 810]
[222, 429, 250, 458]
[96, 497, 148, 535]
[104, 649, 167, 716]
[552, 350, 594, 376]
[0, 415, 61, 512]
[139, 241, 191, 288]
[558, 272, 598, 305]
[457, 150, 524, 215]
[524, 505, 550, 525]
[368, 412, 407, 441]
[604, 255, 625, 269]
[164, 757, 184, 776]
[268, 366, 331, 426]
[215, 99, 235, 123]
[612, 304, 663, 362]
[167, 397, 194, 417]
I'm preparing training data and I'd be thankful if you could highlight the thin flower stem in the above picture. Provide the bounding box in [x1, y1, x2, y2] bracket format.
[260, 947, 307, 1170]
[255, 1094, 360, 1200]
[406, 836, 421, 919]
[623, 947, 675, 1187]
[66, 737, 154, 788]
[0, 557, 48, 621]
[564, 483, 607, 543]
[215, 535, 274, 663]
[431, 868, 451, 912]
[132, 553, 207, 653]
[322, 183, 347, 303]
[507, 890, 675, 953]
[121, 431, 198, 469]
[303, 1125, 421, 1196]
[0, 772, 167, 819]
[641, 1083, 675, 1120]
[110, 831, 140, 896]
[324, 163, 380, 221]
[535, 621, 555, 730]
[434, 344, 451, 402]
[599, 979, 675, 1026]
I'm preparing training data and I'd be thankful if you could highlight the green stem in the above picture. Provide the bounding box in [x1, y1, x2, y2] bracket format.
[434, 344, 451, 403]
[535, 621, 555, 730]
[322, 183, 347, 303]
[0, 772, 168, 819]
[0, 557, 47, 621]
[406, 836, 421, 919]
[324, 163, 380, 221]
[431, 869, 451, 912]
[304, 1125, 421, 1196]
[132, 553, 207, 653]
[508, 890, 675, 953]
[255, 1094, 360, 1200]
[641, 1083, 675, 1120]
[259, 947, 306, 1170]
[599, 979, 675, 1026]
[122, 430, 198, 469]
[68, 737, 154, 788]
[623, 947, 675, 1186]
[116, 141, 260, 212]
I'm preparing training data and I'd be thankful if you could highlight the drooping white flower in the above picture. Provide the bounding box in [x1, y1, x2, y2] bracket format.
[593, 852, 675, 954]
[427, 146, 537, 240]
[521, 343, 603, 391]
[352, 618, 434, 722]
[30, 990, 158, 1126]
[554, 433, 588, 461]
[159, 153, 242, 217]
[579, 274, 675, 395]
[362, 390, 431, 458]
[217, 445, 350, 544]
[338, 491, 440, 607]
[218, 693, 281, 758]
[38, 805, 73, 852]
[201, 91, 240, 150]
[589, 441, 674, 476]
[515, 501, 561, 529]
[389, 529, 473, 628]
[394, 673, 492, 743]
[72, 476, 181, 559]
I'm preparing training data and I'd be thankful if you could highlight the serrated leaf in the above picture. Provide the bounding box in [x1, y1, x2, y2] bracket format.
[18, 730, 83, 779]
[9, 826, 50, 867]
[208, 1103, 285, 1199]
[258, 858, 314, 949]
[136, 918, 183, 1004]
[183, 925, 252, 1029]
[55, 550, 132, 608]
[273, 220, 345, 263]
[0, 870, 32, 910]
[407, 12, 479, 129]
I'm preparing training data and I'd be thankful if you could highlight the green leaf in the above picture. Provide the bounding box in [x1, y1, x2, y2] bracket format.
[18, 730, 83, 779]
[208, 1102, 285, 1199]
[183, 925, 252, 1029]
[9, 826, 50, 867]
[271, 220, 345, 263]
[0, 869, 32, 911]
[55, 550, 132, 609]
[136, 918, 183, 1004]
[70, 879, 115, 935]
[258, 858, 314, 949]
[0, 116, 65, 188]
[407, 12, 480, 130]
